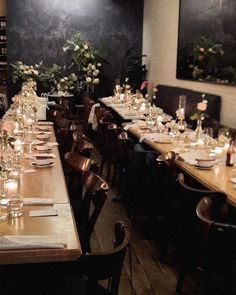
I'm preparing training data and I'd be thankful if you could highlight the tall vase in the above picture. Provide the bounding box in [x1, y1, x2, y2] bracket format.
[195, 119, 203, 140]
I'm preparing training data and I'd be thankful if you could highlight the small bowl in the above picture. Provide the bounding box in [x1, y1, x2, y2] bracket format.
[195, 158, 215, 167]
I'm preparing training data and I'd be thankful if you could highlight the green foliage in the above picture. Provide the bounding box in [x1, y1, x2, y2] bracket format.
[37, 64, 61, 92]
[11, 61, 42, 83]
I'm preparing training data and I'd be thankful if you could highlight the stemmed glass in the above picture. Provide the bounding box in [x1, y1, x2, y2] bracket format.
[0, 174, 7, 207]
[202, 127, 213, 144]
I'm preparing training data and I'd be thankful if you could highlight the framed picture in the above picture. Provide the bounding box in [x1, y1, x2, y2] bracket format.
[176, 0, 236, 86]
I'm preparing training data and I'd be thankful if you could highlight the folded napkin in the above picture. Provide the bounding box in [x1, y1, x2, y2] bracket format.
[47, 142, 59, 147]
[29, 209, 58, 217]
[88, 103, 100, 131]
[25, 152, 56, 159]
[139, 133, 172, 143]
[124, 120, 146, 131]
[179, 150, 214, 166]
[0, 235, 66, 249]
[23, 198, 53, 205]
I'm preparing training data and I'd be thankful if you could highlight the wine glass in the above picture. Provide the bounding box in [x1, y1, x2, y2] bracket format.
[178, 120, 186, 134]
[0, 174, 8, 207]
[202, 127, 213, 144]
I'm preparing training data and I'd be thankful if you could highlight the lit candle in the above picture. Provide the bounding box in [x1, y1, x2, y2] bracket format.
[6, 179, 19, 196]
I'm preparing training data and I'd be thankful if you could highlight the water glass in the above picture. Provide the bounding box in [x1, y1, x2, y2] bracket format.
[8, 194, 23, 218]
[0, 175, 7, 206]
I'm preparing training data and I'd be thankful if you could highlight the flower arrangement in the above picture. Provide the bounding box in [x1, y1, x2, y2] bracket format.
[56, 73, 78, 93]
[11, 61, 42, 83]
[63, 32, 101, 92]
[190, 95, 208, 121]
[37, 63, 61, 92]
[82, 62, 101, 92]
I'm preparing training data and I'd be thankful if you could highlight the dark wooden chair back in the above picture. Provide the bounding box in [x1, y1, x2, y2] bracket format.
[174, 173, 227, 293]
[196, 196, 236, 295]
[77, 170, 108, 252]
[78, 221, 130, 295]
[73, 138, 94, 158]
[64, 152, 97, 174]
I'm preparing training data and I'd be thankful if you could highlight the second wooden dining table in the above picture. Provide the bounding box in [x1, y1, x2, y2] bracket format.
[0, 123, 82, 265]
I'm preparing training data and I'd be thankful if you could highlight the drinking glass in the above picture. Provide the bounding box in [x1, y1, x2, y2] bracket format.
[178, 95, 186, 119]
[202, 127, 213, 144]
[8, 194, 23, 218]
[0, 175, 7, 206]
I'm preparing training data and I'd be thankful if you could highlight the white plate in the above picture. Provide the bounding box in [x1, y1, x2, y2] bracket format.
[155, 140, 172, 144]
[32, 163, 54, 168]
[35, 145, 52, 152]
[230, 178, 236, 184]
[37, 121, 53, 126]
[36, 134, 50, 140]
[32, 159, 53, 166]
[37, 126, 51, 132]
[31, 140, 44, 145]
[194, 165, 213, 170]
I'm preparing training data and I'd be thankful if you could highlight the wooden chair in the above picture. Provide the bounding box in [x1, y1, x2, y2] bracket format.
[172, 173, 227, 294]
[64, 152, 99, 200]
[196, 195, 236, 295]
[115, 131, 134, 197]
[73, 138, 94, 158]
[73, 221, 130, 295]
[75, 170, 108, 252]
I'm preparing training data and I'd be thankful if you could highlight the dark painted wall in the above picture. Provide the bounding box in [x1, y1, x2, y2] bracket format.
[6, 0, 143, 96]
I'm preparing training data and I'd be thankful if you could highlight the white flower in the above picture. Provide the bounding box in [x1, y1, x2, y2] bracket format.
[84, 53, 90, 59]
[74, 45, 80, 51]
[93, 70, 99, 76]
[64, 77, 68, 81]
[91, 65, 96, 70]
[93, 78, 99, 84]
[84, 43, 88, 50]
[60, 78, 65, 83]
[63, 46, 69, 52]
[97, 63, 101, 67]
[86, 77, 92, 83]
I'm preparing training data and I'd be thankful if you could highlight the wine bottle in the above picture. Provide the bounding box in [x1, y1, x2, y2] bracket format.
[226, 138, 235, 167]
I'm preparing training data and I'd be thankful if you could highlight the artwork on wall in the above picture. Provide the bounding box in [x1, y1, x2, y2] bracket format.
[177, 0, 236, 86]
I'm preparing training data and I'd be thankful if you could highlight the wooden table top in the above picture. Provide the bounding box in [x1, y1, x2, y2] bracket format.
[129, 127, 236, 207]
[0, 204, 81, 265]
[20, 134, 69, 204]
[0, 123, 82, 265]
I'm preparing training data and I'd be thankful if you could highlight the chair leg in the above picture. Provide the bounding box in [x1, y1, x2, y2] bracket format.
[176, 267, 186, 294]
[100, 158, 105, 176]
[106, 162, 111, 182]
[111, 162, 118, 188]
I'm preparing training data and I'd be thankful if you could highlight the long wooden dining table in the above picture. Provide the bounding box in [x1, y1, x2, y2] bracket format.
[0, 124, 82, 265]
[129, 127, 236, 207]
[98, 96, 236, 207]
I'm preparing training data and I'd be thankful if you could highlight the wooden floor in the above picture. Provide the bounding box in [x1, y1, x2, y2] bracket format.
[90, 148, 198, 295]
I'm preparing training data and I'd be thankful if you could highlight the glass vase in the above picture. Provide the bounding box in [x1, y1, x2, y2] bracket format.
[195, 119, 203, 140]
